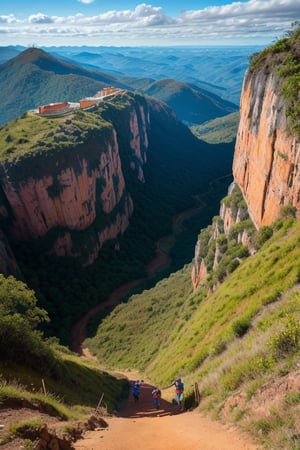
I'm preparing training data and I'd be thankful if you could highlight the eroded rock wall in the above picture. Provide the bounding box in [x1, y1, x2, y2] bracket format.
[233, 69, 300, 227]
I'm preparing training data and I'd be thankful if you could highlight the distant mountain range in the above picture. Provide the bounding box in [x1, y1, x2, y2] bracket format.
[0, 46, 243, 125]
[47, 45, 260, 105]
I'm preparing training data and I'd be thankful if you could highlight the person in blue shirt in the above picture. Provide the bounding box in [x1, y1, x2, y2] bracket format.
[132, 381, 140, 403]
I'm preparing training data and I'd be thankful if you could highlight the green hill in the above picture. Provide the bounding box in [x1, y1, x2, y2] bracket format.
[0, 47, 127, 125]
[140, 78, 237, 125]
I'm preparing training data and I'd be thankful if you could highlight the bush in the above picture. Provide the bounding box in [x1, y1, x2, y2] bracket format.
[268, 316, 300, 358]
[280, 205, 297, 219]
[256, 226, 273, 248]
[210, 339, 227, 356]
[254, 418, 274, 435]
[232, 317, 251, 337]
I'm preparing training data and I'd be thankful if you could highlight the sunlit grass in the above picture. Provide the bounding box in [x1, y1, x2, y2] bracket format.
[87, 219, 300, 447]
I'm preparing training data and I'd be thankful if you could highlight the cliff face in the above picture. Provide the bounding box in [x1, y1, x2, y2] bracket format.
[0, 131, 129, 240]
[192, 30, 300, 290]
[232, 69, 300, 227]
[0, 94, 151, 266]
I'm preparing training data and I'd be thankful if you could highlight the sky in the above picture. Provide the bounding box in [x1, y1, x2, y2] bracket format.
[0, 0, 299, 47]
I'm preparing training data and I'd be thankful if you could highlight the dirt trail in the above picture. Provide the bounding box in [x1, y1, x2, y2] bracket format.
[73, 379, 258, 450]
[72, 175, 256, 449]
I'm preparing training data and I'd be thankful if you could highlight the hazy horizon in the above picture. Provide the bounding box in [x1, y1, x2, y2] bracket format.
[1, 0, 298, 47]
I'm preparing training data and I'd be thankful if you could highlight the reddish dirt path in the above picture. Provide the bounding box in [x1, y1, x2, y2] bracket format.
[73, 379, 258, 450]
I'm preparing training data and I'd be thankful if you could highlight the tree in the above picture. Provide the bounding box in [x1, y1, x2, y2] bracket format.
[0, 274, 49, 329]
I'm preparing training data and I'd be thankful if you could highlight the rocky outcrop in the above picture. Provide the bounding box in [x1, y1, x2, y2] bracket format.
[191, 240, 208, 289]
[233, 69, 300, 227]
[191, 184, 253, 290]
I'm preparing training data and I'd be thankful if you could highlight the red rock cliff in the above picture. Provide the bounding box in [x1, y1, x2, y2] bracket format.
[232, 68, 300, 227]
[0, 97, 151, 266]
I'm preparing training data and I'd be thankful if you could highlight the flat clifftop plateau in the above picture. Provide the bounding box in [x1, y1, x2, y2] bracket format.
[0, 92, 152, 265]
[232, 71, 299, 227]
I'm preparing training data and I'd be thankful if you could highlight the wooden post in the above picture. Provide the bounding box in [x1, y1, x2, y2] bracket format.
[95, 392, 104, 414]
[41, 378, 47, 396]
[194, 382, 200, 405]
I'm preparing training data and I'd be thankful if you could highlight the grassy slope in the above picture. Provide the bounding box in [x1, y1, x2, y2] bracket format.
[0, 343, 128, 423]
[190, 111, 240, 144]
[87, 218, 300, 446]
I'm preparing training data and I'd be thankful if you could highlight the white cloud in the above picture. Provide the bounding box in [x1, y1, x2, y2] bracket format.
[28, 13, 55, 24]
[77, 0, 95, 4]
[0, 1, 298, 46]
[0, 14, 18, 24]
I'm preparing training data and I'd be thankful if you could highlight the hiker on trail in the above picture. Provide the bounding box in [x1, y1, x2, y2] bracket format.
[151, 387, 161, 409]
[165, 377, 184, 410]
[132, 381, 140, 403]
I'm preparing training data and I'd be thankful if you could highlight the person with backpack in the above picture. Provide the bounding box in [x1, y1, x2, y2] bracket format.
[174, 378, 184, 409]
[151, 386, 161, 409]
[165, 377, 184, 410]
[132, 381, 140, 403]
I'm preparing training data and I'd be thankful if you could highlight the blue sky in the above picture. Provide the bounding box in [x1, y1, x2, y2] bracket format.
[0, 0, 299, 47]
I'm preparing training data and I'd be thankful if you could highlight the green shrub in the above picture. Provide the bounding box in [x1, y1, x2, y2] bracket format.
[232, 317, 251, 337]
[280, 205, 297, 219]
[254, 418, 274, 435]
[227, 259, 240, 273]
[222, 365, 244, 391]
[285, 391, 300, 406]
[210, 339, 227, 356]
[228, 219, 254, 240]
[268, 316, 300, 358]
[253, 355, 276, 373]
[256, 226, 273, 248]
